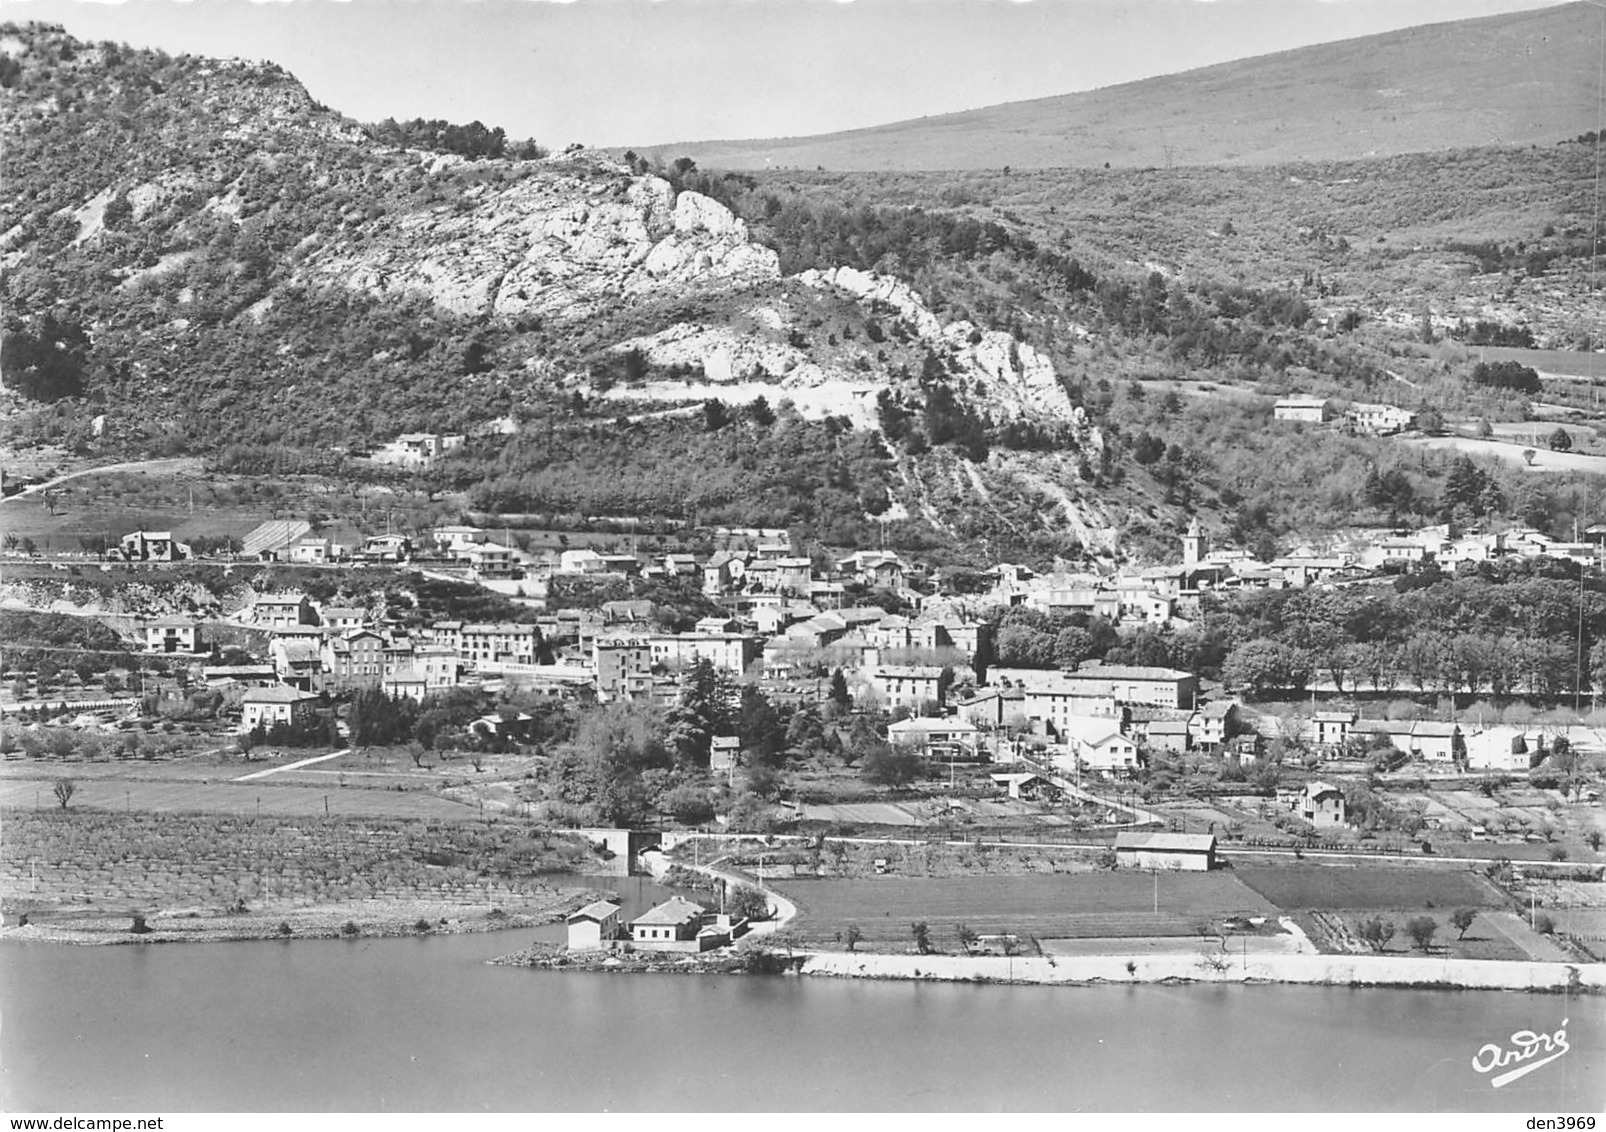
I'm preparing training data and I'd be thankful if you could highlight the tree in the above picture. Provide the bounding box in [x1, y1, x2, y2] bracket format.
[1221, 638, 1312, 698]
[911, 920, 931, 955]
[729, 884, 770, 922]
[1405, 915, 1438, 952]
[1357, 916, 1396, 951]
[956, 922, 978, 955]
[844, 923, 863, 953]
[1549, 427, 1573, 452]
[1450, 908, 1477, 940]
[746, 396, 775, 427]
[663, 784, 716, 825]
[52, 777, 76, 809]
[702, 399, 730, 432]
[1586, 831, 1603, 853]
[829, 669, 851, 709]
[861, 743, 921, 787]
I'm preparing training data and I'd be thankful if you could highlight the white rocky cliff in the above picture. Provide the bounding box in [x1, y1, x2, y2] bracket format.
[296, 163, 779, 320]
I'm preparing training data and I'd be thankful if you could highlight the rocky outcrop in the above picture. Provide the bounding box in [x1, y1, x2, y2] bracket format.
[800, 265, 1075, 421]
[297, 169, 778, 321]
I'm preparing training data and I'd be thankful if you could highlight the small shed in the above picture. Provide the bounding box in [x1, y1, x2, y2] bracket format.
[711, 735, 741, 772]
[1113, 831, 1216, 872]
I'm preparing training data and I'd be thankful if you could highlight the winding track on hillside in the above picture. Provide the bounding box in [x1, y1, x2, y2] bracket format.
[0, 457, 203, 502]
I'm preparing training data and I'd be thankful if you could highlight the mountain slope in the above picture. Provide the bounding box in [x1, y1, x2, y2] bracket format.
[654, 2, 1600, 171]
[3, 21, 1601, 568]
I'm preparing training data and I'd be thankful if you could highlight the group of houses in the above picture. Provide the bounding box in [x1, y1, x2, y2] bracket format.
[1272, 396, 1416, 436]
[565, 895, 750, 953]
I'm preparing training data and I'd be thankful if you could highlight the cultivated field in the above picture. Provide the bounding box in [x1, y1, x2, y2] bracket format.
[0, 774, 478, 820]
[774, 871, 1275, 949]
[1405, 435, 1606, 474]
[1234, 864, 1505, 911]
[0, 809, 597, 919]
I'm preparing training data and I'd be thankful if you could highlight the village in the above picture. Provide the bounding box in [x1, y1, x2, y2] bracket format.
[33, 493, 1606, 783]
[4, 478, 1606, 978]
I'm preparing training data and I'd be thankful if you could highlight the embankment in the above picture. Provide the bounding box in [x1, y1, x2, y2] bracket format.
[801, 949, 1606, 993]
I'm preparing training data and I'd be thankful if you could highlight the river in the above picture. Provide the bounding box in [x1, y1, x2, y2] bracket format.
[4, 920, 1601, 1113]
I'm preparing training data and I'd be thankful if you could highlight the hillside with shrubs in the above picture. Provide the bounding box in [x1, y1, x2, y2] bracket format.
[2, 21, 1601, 565]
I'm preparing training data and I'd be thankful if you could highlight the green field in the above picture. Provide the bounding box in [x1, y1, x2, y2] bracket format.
[1235, 864, 1504, 911]
[1480, 346, 1605, 380]
[773, 872, 1274, 948]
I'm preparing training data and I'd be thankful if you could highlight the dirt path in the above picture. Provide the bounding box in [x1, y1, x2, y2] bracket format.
[0, 457, 203, 501]
[233, 751, 349, 782]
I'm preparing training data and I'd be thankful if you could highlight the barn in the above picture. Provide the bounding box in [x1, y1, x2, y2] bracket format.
[1113, 831, 1217, 872]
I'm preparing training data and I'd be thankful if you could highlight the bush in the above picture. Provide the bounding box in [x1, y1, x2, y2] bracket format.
[340, 920, 361, 937]
[663, 784, 716, 826]
[1534, 912, 1555, 935]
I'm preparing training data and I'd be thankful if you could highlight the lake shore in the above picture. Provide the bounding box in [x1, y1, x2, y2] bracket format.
[801, 949, 1606, 993]
[0, 892, 594, 946]
[492, 938, 1606, 994]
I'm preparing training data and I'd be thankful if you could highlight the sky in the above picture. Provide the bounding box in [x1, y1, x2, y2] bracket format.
[4, 0, 1572, 147]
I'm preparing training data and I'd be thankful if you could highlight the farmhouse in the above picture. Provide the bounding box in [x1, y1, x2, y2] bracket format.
[887, 716, 982, 757]
[286, 536, 336, 565]
[1145, 718, 1192, 754]
[143, 616, 204, 654]
[566, 900, 623, 950]
[870, 665, 947, 713]
[1052, 715, 1141, 775]
[270, 637, 325, 693]
[594, 639, 654, 703]
[1273, 396, 1333, 424]
[381, 669, 428, 702]
[646, 633, 757, 675]
[1347, 402, 1416, 436]
[1298, 781, 1348, 827]
[1113, 832, 1216, 871]
[625, 897, 745, 951]
[240, 685, 319, 733]
[1410, 721, 1463, 762]
[989, 772, 1060, 801]
[118, 530, 189, 562]
[1058, 661, 1197, 709]
[1311, 709, 1356, 748]
[252, 593, 315, 629]
[956, 687, 1026, 729]
[1190, 700, 1239, 748]
[326, 629, 385, 690]
[461, 623, 542, 667]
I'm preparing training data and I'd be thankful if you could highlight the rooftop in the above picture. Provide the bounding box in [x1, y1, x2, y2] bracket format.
[1114, 832, 1216, 853]
[568, 900, 623, 924]
[242, 685, 320, 704]
[632, 896, 706, 927]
